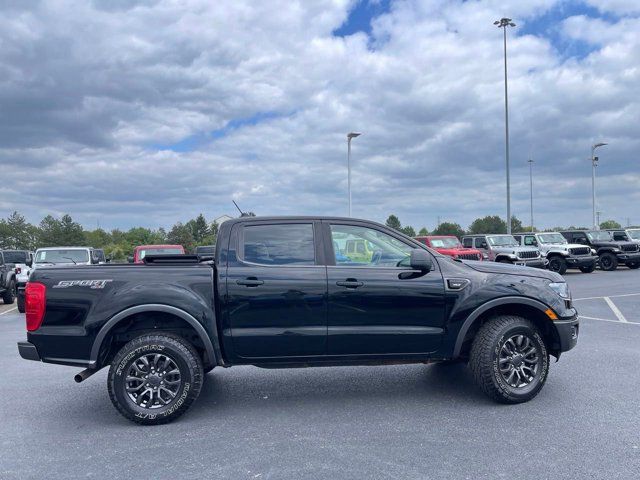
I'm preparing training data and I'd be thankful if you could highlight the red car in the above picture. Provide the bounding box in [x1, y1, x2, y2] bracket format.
[414, 235, 482, 261]
[129, 244, 185, 264]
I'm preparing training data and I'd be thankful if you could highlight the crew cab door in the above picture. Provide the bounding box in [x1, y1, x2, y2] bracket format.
[324, 221, 446, 355]
[225, 221, 327, 359]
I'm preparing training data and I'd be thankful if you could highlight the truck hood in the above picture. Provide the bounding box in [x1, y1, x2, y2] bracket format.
[435, 247, 481, 255]
[464, 260, 562, 282]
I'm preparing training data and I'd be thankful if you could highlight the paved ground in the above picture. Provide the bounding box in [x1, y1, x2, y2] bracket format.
[1, 269, 639, 479]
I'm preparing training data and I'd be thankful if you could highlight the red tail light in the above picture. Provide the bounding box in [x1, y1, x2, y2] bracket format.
[15, 267, 22, 274]
[25, 282, 46, 332]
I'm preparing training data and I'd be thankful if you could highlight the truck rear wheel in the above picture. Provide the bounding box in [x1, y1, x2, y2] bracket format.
[599, 252, 618, 271]
[2, 280, 16, 304]
[547, 256, 567, 275]
[108, 333, 203, 425]
[469, 315, 549, 404]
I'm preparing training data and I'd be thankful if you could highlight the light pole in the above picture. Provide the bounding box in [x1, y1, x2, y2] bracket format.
[494, 17, 516, 233]
[528, 158, 534, 231]
[591, 142, 607, 229]
[347, 132, 361, 217]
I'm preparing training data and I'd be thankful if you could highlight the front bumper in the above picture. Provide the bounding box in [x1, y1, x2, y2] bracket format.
[18, 341, 41, 362]
[566, 256, 597, 268]
[554, 315, 579, 353]
[515, 258, 547, 268]
[616, 252, 640, 264]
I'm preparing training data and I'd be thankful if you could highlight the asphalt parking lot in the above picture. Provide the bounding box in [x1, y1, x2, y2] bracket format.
[1, 269, 639, 480]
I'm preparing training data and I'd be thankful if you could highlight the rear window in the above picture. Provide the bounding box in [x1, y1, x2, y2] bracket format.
[35, 249, 89, 264]
[139, 248, 184, 259]
[243, 224, 315, 265]
[2, 251, 29, 263]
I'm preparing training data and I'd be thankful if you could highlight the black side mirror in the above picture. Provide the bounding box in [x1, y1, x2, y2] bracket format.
[26, 259, 33, 267]
[480, 242, 488, 249]
[127, 256, 134, 263]
[410, 249, 433, 272]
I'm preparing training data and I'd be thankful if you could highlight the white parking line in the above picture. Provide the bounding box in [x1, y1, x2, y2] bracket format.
[0, 307, 18, 315]
[603, 297, 628, 323]
[573, 292, 640, 301]
[579, 315, 640, 325]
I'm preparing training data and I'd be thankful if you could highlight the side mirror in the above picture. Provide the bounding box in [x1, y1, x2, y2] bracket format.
[127, 256, 134, 263]
[410, 249, 433, 272]
[480, 242, 488, 249]
[26, 259, 33, 267]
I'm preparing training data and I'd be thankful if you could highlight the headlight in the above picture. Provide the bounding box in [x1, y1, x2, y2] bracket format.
[548, 282, 571, 299]
[612, 249, 621, 253]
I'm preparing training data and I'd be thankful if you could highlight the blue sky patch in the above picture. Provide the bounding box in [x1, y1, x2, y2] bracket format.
[333, 0, 391, 37]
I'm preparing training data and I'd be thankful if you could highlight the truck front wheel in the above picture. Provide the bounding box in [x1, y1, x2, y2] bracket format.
[469, 315, 549, 404]
[2, 280, 16, 304]
[108, 333, 204, 425]
[599, 252, 618, 271]
[547, 256, 567, 275]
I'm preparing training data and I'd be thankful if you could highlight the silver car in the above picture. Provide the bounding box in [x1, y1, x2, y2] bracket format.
[462, 234, 546, 268]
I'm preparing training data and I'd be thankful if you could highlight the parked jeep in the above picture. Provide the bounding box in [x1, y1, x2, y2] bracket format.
[414, 235, 482, 261]
[513, 232, 597, 274]
[624, 228, 640, 244]
[560, 230, 640, 271]
[2, 250, 33, 312]
[0, 251, 18, 304]
[461, 234, 546, 268]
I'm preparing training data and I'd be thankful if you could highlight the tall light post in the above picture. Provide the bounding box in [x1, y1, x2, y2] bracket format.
[494, 17, 516, 233]
[528, 158, 534, 231]
[591, 142, 607, 229]
[347, 132, 361, 217]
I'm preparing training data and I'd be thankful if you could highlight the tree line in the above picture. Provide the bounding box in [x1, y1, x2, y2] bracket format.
[0, 211, 219, 261]
[385, 214, 628, 238]
[0, 210, 630, 261]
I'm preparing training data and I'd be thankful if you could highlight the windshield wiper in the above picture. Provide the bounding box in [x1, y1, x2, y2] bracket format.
[62, 257, 77, 265]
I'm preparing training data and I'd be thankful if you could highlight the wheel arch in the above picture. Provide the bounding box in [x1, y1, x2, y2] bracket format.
[453, 297, 561, 359]
[90, 304, 217, 370]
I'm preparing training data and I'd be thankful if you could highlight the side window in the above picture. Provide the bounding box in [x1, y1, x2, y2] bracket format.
[242, 224, 315, 266]
[573, 233, 587, 244]
[462, 238, 473, 248]
[474, 238, 486, 249]
[613, 232, 626, 241]
[330, 224, 412, 267]
[524, 236, 537, 246]
[0, 253, 4, 265]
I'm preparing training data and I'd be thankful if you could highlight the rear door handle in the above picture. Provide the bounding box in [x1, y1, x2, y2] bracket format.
[236, 278, 264, 287]
[336, 280, 364, 289]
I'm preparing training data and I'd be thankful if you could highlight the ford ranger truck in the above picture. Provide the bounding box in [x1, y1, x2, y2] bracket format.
[513, 232, 597, 274]
[414, 235, 482, 261]
[19, 216, 579, 425]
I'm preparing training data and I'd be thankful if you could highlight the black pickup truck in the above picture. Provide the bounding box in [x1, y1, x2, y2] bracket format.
[19, 216, 579, 424]
[560, 230, 640, 271]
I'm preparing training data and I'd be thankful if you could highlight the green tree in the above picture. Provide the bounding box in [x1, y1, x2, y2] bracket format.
[186, 214, 210, 243]
[432, 222, 465, 238]
[417, 227, 429, 236]
[84, 228, 111, 248]
[510, 216, 523, 233]
[58, 214, 85, 245]
[468, 215, 507, 234]
[167, 222, 195, 252]
[600, 220, 621, 230]
[401, 226, 416, 237]
[385, 214, 402, 232]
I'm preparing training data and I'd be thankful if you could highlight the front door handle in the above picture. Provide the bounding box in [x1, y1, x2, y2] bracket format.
[236, 277, 264, 287]
[336, 279, 364, 289]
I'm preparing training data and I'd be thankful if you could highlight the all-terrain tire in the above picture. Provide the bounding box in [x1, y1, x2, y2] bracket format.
[2, 280, 16, 304]
[579, 264, 595, 273]
[599, 252, 618, 271]
[547, 256, 567, 275]
[469, 315, 549, 404]
[108, 333, 203, 425]
[17, 291, 25, 312]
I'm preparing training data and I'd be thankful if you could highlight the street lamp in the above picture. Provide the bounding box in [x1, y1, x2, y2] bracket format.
[347, 132, 361, 217]
[494, 17, 516, 233]
[528, 158, 534, 232]
[591, 142, 607, 229]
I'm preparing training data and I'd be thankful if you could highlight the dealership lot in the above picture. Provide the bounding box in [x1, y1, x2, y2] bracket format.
[1, 269, 639, 480]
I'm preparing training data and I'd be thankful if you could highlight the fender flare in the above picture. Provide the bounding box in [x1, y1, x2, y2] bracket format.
[452, 296, 554, 358]
[89, 304, 217, 369]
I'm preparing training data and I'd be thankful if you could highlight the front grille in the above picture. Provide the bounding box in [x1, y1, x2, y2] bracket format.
[458, 253, 480, 261]
[518, 250, 539, 259]
[621, 244, 639, 252]
[569, 247, 591, 256]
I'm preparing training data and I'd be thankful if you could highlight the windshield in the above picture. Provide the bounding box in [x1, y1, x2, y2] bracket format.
[429, 237, 462, 248]
[487, 235, 519, 247]
[538, 233, 567, 245]
[3, 251, 30, 263]
[586, 231, 612, 242]
[627, 229, 640, 240]
[35, 249, 89, 264]
[139, 248, 183, 259]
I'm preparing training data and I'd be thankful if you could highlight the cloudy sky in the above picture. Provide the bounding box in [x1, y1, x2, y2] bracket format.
[1, 0, 638, 231]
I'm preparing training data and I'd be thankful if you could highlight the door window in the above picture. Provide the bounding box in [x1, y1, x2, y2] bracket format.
[330, 224, 411, 267]
[242, 224, 315, 266]
[474, 237, 487, 249]
[524, 236, 537, 246]
[462, 238, 473, 248]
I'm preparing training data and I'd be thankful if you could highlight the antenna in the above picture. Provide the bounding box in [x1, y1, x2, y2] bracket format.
[232, 200, 244, 216]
